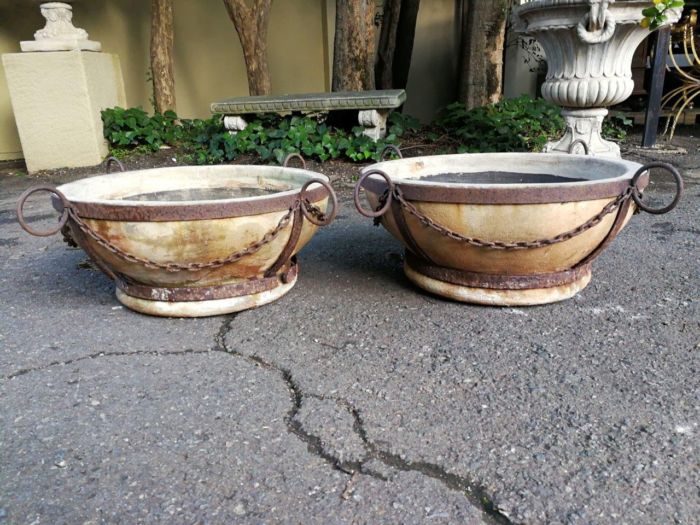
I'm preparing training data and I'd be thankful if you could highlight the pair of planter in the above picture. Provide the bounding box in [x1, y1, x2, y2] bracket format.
[17, 152, 682, 317]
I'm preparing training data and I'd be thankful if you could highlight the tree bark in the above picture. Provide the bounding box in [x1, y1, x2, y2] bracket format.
[332, 0, 376, 91]
[458, 1, 507, 109]
[376, 0, 420, 90]
[375, 0, 401, 89]
[392, 0, 420, 89]
[222, 0, 273, 96]
[150, 0, 176, 113]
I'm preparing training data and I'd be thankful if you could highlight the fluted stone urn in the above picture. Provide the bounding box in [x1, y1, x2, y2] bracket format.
[513, 0, 681, 158]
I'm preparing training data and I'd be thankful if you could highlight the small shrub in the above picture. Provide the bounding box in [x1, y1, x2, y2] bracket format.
[101, 108, 404, 165]
[102, 107, 186, 152]
[435, 95, 633, 152]
[603, 114, 633, 141]
[435, 95, 566, 153]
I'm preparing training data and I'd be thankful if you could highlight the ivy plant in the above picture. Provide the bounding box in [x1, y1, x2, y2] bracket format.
[641, 0, 684, 30]
[102, 108, 405, 165]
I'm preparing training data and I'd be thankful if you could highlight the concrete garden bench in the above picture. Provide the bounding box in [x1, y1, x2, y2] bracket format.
[210, 89, 406, 141]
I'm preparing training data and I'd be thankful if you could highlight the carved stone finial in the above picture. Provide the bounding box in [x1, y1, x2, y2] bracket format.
[21, 2, 101, 52]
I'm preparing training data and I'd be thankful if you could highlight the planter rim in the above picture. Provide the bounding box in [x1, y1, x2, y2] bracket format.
[359, 152, 644, 205]
[56, 164, 331, 221]
[515, 0, 651, 15]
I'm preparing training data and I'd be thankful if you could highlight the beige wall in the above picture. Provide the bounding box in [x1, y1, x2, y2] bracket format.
[403, 0, 460, 122]
[323, 0, 461, 123]
[1, 0, 513, 161]
[0, 0, 329, 160]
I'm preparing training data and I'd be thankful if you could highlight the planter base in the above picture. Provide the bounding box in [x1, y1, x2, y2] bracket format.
[115, 274, 297, 317]
[404, 257, 592, 306]
[545, 109, 620, 159]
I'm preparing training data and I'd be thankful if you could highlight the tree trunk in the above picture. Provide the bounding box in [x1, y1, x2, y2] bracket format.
[375, 0, 401, 89]
[150, 0, 176, 113]
[458, 1, 507, 109]
[392, 0, 420, 89]
[332, 0, 376, 91]
[376, 0, 420, 90]
[222, 0, 273, 96]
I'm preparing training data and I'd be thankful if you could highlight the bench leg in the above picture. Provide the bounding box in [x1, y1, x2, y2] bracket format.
[223, 116, 248, 135]
[358, 110, 389, 141]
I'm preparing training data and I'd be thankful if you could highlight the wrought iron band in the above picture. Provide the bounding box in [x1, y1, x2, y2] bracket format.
[115, 259, 298, 303]
[357, 172, 648, 205]
[405, 252, 592, 291]
[17, 179, 336, 275]
[354, 161, 683, 251]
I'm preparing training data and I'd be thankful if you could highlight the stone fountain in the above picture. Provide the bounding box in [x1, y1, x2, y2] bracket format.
[513, 0, 682, 158]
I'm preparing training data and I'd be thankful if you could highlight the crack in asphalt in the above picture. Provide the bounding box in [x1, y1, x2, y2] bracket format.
[2, 315, 514, 524]
[2, 349, 211, 380]
[213, 315, 515, 525]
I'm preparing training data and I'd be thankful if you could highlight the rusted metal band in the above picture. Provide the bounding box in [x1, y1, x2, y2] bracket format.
[354, 169, 394, 218]
[55, 186, 330, 222]
[405, 252, 592, 291]
[391, 191, 436, 264]
[577, 196, 633, 268]
[17, 185, 70, 237]
[300, 178, 337, 226]
[631, 162, 683, 215]
[360, 175, 648, 205]
[381, 145, 403, 161]
[115, 260, 298, 303]
[105, 157, 125, 173]
[67, 220, 117, 281]
[265, 205, 304, 278]
[283, 153, 307, 169]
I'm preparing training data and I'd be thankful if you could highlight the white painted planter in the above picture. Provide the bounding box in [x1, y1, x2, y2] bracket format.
[513, 0, 681, 158]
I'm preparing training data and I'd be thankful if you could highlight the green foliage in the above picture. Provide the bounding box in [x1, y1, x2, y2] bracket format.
[641, 0, 684, 30]
[101, 107, 403, 165]
[102, 107, 186, 152]
[435, 95, 565, 153]
[603, 114, 633, 141]
[388, 111, 421, 137]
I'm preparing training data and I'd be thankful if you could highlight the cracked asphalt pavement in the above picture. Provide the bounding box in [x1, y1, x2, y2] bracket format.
[1, 163, 698, 525]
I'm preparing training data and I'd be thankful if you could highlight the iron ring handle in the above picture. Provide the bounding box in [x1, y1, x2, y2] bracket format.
[380, 145, 403, 161]
[283, 152, 307, 169]
[354, 169, 395, 218]
[568, 139, 591, 155]
[631, 162, 684, 215]
[300, 178, 337, 226]
[105, 156, 125, 173]
[16, 185, 71, 237]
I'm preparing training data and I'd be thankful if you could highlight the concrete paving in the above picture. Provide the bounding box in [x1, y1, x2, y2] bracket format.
[0, 161, 698, 525]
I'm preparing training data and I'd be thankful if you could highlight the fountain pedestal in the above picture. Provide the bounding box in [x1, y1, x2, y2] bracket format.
[549, 108, 617, 156]
[513, 0, 682, 158]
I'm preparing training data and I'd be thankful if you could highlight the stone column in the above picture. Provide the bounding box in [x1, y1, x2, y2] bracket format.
[3, 2, 126, 172]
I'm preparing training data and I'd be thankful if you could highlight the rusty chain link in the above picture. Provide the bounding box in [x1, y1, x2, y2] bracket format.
[65, 199, 329, 272]
[375, 186, 635, 251]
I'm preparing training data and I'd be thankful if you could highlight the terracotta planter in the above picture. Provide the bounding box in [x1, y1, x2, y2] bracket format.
[18, 160, 337, 317]
[354, 152, 682, 306]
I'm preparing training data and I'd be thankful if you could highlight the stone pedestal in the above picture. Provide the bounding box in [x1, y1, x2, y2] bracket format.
[2, 51, 126, 172]
[545, 108, 620, 158]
